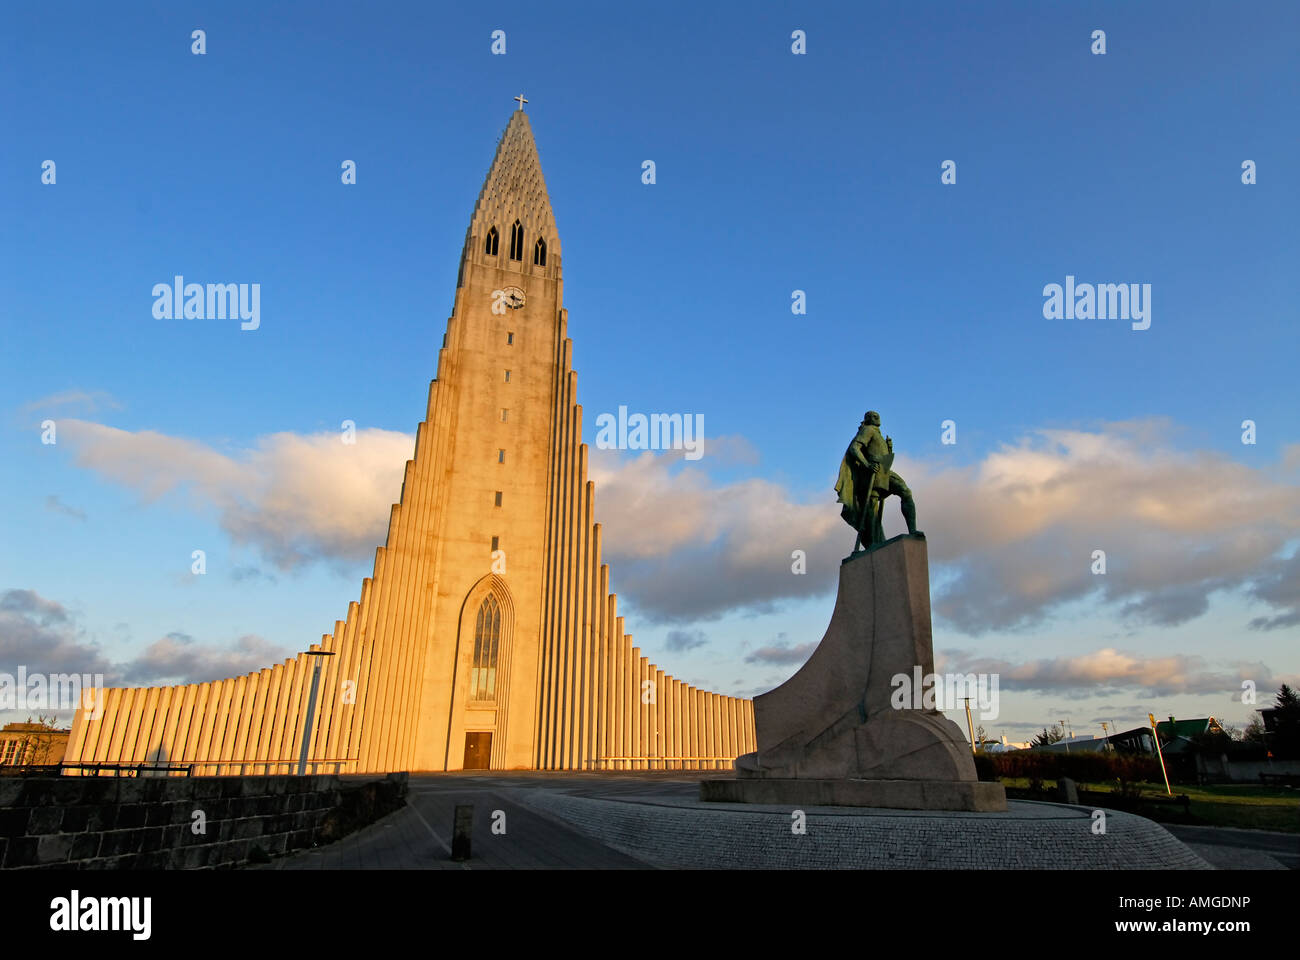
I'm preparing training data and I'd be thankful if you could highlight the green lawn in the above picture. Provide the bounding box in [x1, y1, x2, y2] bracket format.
[999, 777, 1300, 833]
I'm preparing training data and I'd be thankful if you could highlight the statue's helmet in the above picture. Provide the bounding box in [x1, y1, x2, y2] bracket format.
[864, 410, 881, 425]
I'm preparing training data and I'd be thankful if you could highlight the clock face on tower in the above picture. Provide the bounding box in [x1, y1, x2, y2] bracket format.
[500, 286, 525, 309]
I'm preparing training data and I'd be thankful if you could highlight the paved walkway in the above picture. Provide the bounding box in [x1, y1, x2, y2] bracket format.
[258, 773, 1298, 870]
[1165, 824, 1299, 870]
[258, 773, 670, 869]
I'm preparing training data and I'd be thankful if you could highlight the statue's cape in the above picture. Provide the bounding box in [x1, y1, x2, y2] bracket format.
[835, 423, 873, 508]
[835, 454, 855, 506]
[835, 425, 893, 513]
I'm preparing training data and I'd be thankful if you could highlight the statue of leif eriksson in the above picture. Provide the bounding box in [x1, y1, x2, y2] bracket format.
[835, 410, 921, 554]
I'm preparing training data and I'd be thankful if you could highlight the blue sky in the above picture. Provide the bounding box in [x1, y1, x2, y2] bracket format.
[2, 1, 1298, 741]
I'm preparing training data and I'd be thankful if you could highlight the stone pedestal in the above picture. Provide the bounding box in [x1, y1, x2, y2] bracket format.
[705, 533, 1006, 812]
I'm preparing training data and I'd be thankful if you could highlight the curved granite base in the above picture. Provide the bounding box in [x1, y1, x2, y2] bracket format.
[702, 777, 1007, 812]
[510, 790, 1212, 870]
[738, 536, 992, 800]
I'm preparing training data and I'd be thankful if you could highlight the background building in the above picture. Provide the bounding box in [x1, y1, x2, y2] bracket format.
[0, 721, 70, 768]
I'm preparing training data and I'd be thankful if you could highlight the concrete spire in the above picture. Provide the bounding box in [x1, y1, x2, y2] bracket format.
[465, 110, 560, 267]
[60, 107, 757, 777]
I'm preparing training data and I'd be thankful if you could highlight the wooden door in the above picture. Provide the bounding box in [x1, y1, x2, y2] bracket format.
[463, 732, 492, 770]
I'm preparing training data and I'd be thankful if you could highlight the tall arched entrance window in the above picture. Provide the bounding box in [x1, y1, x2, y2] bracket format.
[455, 577, 514, 771]
[470, 594, 501, 701]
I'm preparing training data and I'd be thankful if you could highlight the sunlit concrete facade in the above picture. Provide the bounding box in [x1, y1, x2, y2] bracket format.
[65, 110, 755, 774]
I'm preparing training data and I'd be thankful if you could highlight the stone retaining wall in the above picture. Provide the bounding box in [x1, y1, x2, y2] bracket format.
[0, 772, 407, 869]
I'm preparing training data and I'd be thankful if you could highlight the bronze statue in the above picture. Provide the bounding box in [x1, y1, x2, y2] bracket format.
[835, 411, 919, 552]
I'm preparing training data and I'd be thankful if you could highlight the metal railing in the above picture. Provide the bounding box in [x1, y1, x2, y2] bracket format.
[183, 759, 357, 776]
[597, 756, 736, 769]
[0, 763, 69, 778]
[15, 759, 361, 778]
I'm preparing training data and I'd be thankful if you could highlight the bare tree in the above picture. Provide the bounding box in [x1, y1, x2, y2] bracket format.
[10, 715, 63, 766]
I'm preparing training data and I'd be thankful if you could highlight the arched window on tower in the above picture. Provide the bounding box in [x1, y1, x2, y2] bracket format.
[509, 220, 524, 261]
[470, 594, 501, 701]
[485, 226, 499, 256]
[533, 236, 547, 267]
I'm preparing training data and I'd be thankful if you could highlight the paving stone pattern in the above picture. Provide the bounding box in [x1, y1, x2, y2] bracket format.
[510, 785, 1214, 870]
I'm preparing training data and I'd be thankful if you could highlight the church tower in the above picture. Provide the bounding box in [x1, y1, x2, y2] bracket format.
[64, 107, 756, 773]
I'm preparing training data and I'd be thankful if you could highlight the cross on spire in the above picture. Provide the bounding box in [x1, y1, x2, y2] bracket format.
[513, 93, 528, 111]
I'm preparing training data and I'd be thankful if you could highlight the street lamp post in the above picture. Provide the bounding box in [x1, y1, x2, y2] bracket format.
[1148, 712, 1173, 796]
[298, 650, 336, 775]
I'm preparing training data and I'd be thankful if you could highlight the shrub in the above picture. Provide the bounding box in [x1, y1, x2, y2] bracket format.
[989, 749, 1161, 785]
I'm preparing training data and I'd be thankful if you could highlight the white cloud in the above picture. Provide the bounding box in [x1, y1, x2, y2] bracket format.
[665, 629, 708, 652]
[120, 631, 291, 686]
[938, 646, 1293, 699]
[588, 447, 843, 622]
[0, 589, 291, 688]
[21, 389, 123, 417]
[911, 423, 1300, 631]
[54, 417, 1300, 634]
[44, 494, 87, 521]
[60, 420, 412, 569]
[744, 641, 818, 666]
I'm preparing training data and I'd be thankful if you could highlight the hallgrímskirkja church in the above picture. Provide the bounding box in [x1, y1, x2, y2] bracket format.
[65, 106, 755, 774]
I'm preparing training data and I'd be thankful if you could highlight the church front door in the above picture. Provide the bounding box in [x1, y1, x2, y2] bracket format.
[463, 732, 492, 770]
